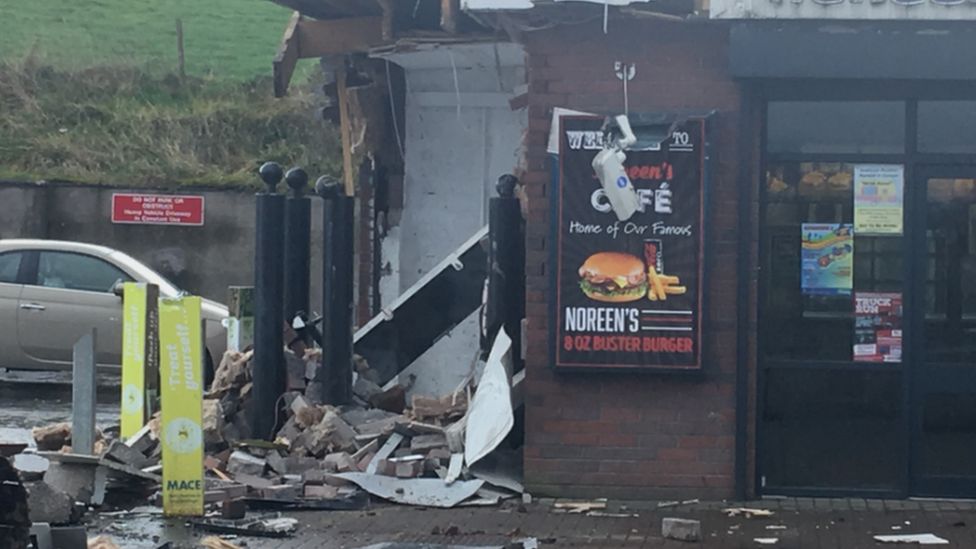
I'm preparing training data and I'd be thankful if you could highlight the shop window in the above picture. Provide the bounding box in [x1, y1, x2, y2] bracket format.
[767, 101, 905, 154]
[918, 101, 976, 154]
[764, 162, 904, 362]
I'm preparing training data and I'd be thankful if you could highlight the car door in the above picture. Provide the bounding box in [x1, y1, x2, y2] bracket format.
[0, 251, 28, 368]
[17, 250, 131, 369]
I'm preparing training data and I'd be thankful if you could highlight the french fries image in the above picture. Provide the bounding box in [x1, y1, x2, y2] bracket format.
[647, 266, 686, 301]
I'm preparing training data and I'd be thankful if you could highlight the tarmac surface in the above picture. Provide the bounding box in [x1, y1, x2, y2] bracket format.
[6, 371, 976, 548]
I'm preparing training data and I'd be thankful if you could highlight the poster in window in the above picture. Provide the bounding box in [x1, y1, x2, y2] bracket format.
[854, 292, 903, 363]
[854, 165, 903, 235]
[551, 115, 706, 371]
[801, 223, 853, 295]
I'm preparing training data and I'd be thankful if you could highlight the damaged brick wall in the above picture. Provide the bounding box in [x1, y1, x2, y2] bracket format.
[520, 19, 748, 500]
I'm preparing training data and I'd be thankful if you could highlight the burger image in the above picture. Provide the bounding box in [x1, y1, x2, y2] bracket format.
[578, 252, 648, 303]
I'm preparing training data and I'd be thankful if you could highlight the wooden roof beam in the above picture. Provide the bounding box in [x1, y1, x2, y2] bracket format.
[273, 13, 384, 97]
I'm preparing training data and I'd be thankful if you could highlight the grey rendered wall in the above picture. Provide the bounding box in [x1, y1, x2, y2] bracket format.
[0, 182, 325, 311]
[375, 43, 527, 399]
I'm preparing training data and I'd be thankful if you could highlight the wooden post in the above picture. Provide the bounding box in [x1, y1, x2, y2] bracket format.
[176, 18, 186, 79]
[336, 66, 355, 197]
[72, 329, 97, 455]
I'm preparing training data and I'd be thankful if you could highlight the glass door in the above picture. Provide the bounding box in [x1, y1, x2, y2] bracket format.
[911, 168, 976, 496]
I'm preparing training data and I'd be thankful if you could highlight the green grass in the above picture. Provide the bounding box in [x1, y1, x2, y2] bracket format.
[0, 1, 340, 187]
[0, 61, 342, 187]
[0, 0, 302, 81]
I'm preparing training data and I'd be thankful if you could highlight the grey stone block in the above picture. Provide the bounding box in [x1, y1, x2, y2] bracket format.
[662, 517, 702, 542]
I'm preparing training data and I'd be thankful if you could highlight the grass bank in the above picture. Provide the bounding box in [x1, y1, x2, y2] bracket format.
[0, 60, 340, 188]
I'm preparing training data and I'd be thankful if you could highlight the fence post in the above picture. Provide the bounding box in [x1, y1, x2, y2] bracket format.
[251, 162, 286, 439]
[485, 174, 525, 367]
[72, 329, 97, 455]
[314, 176, 353, 405]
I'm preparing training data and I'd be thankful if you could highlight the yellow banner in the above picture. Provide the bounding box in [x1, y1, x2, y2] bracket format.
[159, 296, 204, 517]
[121, 283, 147, 439]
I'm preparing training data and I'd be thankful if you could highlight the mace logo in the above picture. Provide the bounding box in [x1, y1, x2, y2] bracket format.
[166, 479, 203, 491]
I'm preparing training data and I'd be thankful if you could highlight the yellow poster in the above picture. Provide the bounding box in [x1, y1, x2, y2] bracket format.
[159, 296, 204, 517]
[854, 164, 904, 235]
[121, 283, 147, 439]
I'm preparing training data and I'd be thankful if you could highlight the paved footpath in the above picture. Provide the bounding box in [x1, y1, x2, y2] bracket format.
[91, 498, 976, 548]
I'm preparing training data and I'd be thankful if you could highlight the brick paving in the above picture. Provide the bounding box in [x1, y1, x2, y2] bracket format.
[232, 498, 976, 549]
[86, 497, 976, 548]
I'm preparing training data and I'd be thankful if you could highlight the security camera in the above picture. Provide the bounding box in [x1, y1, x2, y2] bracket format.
[592, 115, 641, 222]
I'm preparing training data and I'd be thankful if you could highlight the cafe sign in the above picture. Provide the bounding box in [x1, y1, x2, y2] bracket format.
[551, 115, 707, 372]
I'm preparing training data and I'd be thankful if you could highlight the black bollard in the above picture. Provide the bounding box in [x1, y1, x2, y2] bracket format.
[283, 167, 311, 332]
[314, 176, 354, 405]
[485, 174, 526, 367]
[251, 162, 286, 440]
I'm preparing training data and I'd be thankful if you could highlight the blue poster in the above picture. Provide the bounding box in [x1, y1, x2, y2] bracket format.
[801, 223, 853, 295]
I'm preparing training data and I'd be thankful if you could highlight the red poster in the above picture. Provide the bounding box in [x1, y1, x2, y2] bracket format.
[853, 292, 902, 363]
[112, 193, 205, 226]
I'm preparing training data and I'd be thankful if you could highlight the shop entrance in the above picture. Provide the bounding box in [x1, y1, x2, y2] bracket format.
[758, 95, 976, 497]
[911, 167, 976, 496]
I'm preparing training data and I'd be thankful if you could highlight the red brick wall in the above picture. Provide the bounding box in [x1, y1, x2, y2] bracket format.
[521, 19, 745, 500]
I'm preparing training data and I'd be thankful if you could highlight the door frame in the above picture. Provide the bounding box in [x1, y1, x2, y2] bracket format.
[756, 85, 976, 498]
[908, 163, 976, 497]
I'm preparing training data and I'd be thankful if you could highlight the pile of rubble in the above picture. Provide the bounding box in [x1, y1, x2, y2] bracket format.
[6, 329, 521, 542]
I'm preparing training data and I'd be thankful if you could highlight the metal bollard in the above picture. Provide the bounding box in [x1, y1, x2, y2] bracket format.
[283, 167, 311, 332]
[485, 174, 526, 367]
[251, 162, 286, 440]
[314, 176, 354, 405]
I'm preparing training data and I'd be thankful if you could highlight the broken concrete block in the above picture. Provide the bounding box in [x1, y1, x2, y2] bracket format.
[25, 482, 75, 525]
[221, 498, 247, 519]
[410, 434, 448, 452]
[352, 377, 383, 401]
[285, 352, 307, 391]
[227, 451, 266, 476]
[662, 518, 702, 542]
[323, 452, 357, 473]
[32, 423, 71, 452]
[259, 484, 301, 501]
[12, 453, 49, 481]
[411, 393, 467, 421]
[372, 459, 397, 477]
[104, 440, 150, 469]
[302, 469, 328, 485]
[44, 462, 102, 505]
[265, 451, 287, 475]
[289, 394, 311, 417]
[202, 399, 225, 448]
[427, 448, 452, 461]
[210, 350, 252, 396]
[369, 385, 407, 414]
[295, 406, 326, 430]
[304, 412, 357, 456]
[395, 460, 423, 478]
[281, 456, 319, 474]
[304, 484, 339, 499]
[234, 474, 275, 490]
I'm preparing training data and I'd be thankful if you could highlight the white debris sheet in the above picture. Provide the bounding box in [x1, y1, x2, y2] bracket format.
[873, 534, 950, 545]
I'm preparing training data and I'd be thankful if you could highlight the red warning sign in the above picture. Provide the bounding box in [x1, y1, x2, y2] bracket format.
[112, 193, 204, 226]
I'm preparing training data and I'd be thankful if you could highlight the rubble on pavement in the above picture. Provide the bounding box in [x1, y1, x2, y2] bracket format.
[6, 330, 523, 534]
